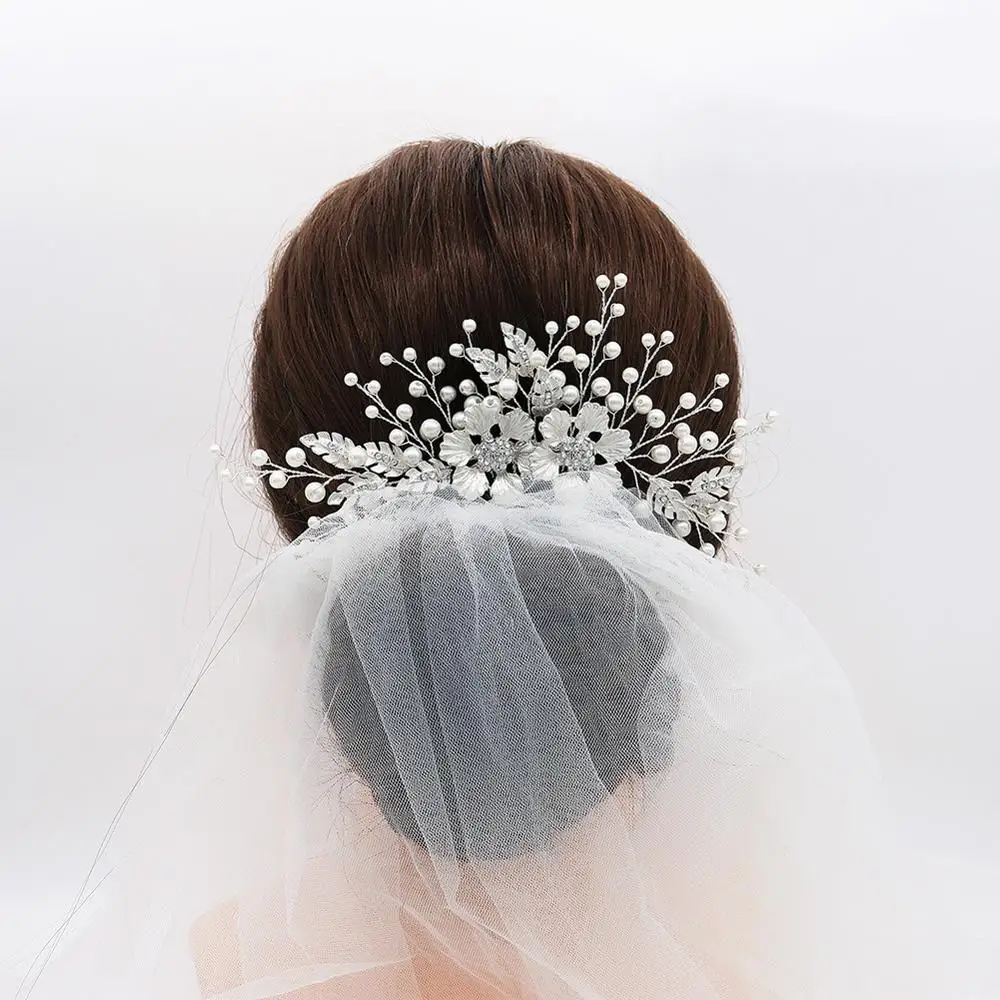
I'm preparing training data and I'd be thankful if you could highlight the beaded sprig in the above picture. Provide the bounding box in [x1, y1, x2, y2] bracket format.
[217, 274, 776, 556]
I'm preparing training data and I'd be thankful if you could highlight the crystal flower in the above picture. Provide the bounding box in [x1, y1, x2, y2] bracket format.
[531, 403, 632, 480]
[438, 403, 535, 499]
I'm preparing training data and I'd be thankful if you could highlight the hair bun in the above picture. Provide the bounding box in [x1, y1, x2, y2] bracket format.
[320, 526, 676, 860]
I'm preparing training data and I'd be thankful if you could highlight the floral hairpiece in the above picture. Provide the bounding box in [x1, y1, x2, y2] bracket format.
[216, 274, 775, 557]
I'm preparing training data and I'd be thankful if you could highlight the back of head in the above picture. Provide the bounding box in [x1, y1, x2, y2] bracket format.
[250, 137, 736, 861]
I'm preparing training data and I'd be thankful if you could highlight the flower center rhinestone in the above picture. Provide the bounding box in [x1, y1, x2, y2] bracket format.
[473, 437, 516, 472]
[558, 437, 597, 471]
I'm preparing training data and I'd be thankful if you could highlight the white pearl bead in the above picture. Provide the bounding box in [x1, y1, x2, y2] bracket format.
[348, 445, 368, 467]
[396, 403, 414, 421]
[646, 409, 666, 428]
[596, 274, 611, 290]
[307, 516, 320, 528]
[632, 499, 651, 517]
[402, 347, 417, 362]
[550, 369, 567, 388]
[655, 359, 673, 377]
[464, 395, 483, 410]
[609, 303, 625, 318]
[364, 404, 379, 419]
[715, 373, 730, 388]
[462, 319, 477, 334]
[606, 392, 625, 412]
[559, 345, 577, 363]
[613, 273, 627, 287]
[529, 349, 548, 367]
[408, 380, 426, 397]
[562, 385, 581, 405]
[603, 341, 621, 359]
[584, 319, 603, 337]
[734, 525, 750, 541]
[622, 367, 639, 384]
[304, 482, 326, 504]
[242, 475, 256, 487]
[591, 376, 611, 397]
[496, 377, 518, 399]
[268, 470, 288, 489]
[708, 512, 727, 533]
[379, 352, 393, 366]
[365, 380, 381, 394]
[660, 330, 674, 345]
[701, 542, 716, 557]
[765, 409, 780, 423]
[674, 422, 690, 438]
[449, 342, 465, 357]
[675, 520, 691, 537]
[459, 379, 477, 396]
[574, 353, 590, 370]
[452, 411, 467, 428]
[344, 372, 358, 386]
[650, 444, 671, 464]
[641, 333, 656, 349]
[708, 398, 724, 412]
[402, 446, 422, 466]
[545, 321, 559, 335]
[727, 446, 745, 464]
[633, 393, 653, 414]
[428, 356, 445, 375]
[679, 392, 697, 409]
[678, 435, 698, 454]
[699, 431, 720, 451]
[389, 428, 406, 446]
[732, 418, 748, 434]
[440, 385, 457, 403]
[219, 467, 231, 479]
[250, 449, 268, 467]
[285, 447, 306, 467]
[566, 315, 580, 330]
[209, 442, 222, 454]
[419, 418, 442, 441]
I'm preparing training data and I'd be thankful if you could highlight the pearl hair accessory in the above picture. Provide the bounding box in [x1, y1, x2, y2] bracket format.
[216, 274, 776, 557]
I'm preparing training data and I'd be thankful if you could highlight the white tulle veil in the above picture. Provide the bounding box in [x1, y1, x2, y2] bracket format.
[17, 477, 1000, 1000]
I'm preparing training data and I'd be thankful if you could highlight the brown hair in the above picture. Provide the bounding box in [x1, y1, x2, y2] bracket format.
[251, 138, 740, 541]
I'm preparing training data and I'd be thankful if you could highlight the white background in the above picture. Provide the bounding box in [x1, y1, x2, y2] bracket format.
[2, 0, 999, 984]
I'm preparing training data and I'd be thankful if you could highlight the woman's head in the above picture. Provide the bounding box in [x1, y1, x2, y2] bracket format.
[251, 138, 740, 541]
[251, 138, 730, 859]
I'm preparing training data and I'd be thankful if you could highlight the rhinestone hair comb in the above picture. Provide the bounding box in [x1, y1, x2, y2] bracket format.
[217, 274, 775, 556]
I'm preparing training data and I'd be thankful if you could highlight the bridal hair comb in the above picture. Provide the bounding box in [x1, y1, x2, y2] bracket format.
[216, 274, 776, 557]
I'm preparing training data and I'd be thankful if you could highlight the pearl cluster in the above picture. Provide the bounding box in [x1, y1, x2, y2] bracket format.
[216, 274, 775, 559]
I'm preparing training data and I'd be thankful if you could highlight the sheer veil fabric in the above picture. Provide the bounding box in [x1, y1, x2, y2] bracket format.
[20, 479, 1000, 999]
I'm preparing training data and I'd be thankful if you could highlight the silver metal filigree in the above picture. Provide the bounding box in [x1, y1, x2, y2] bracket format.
[216, 273, 777, 558]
